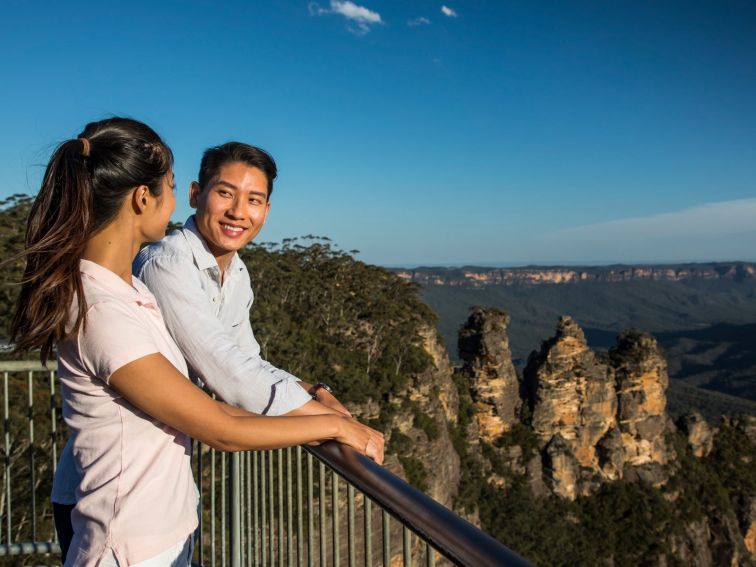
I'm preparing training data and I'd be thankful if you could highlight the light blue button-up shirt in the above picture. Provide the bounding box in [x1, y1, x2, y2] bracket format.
[133, 216, 312, 416]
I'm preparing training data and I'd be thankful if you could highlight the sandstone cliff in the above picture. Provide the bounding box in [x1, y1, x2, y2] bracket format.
[458, 307, 521, 442]
[441, 307, 756, 566]
[520, 316, 672, 498]
[395, 262, 756, 288]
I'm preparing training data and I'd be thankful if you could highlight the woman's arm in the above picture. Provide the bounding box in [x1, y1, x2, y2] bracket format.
[108, 353, 384, 463]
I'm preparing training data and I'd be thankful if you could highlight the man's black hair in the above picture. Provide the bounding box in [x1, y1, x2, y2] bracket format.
[198, 142, 277, 197]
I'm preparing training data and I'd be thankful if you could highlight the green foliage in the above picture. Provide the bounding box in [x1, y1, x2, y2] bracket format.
[467, 424, 756, 567]
[389, 428, 430, 491]
[474, 473, 680, 566]
[495, 422, 540, 460]
[446, 368, 485, 512]
[240, 237, 435, 406]
[451, 370, 475, 429]
[410, 401, 440, 441]
[398, 455, 429, 492]
[0, 195, 33, 337]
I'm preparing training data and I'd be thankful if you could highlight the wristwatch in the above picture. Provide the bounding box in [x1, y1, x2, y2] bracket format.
[308, 382, 333, 399]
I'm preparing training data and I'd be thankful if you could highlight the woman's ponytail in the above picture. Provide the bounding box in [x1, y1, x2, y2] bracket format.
[10, 138, 94, 363]
[9, 118, 172, 364]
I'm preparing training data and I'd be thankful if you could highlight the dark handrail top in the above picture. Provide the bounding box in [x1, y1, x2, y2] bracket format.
[305, 441, 534, 567]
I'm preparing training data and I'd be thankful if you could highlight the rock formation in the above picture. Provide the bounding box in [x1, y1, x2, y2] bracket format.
[385, 307, 755, 565]
[609, 330, 672, 484]
[387, 325, 461, 505]
[520, 317, 673, 498]
[679, 412, 715, 458]
[523, 316, 618, 497]
[458, 307, 521, 441]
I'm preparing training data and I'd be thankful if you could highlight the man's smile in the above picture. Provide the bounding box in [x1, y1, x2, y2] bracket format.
[220, 223, 247, 235]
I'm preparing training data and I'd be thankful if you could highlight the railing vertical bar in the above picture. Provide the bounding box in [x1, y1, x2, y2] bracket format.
[286, 447, 293, 566]
[231, 452, 241, 567]
[27, 371, 36, 541]
[382, 510, 390, 567]
[253, 451, 260, 567]
[364, 497, 372, 567]
[4, 372, 10, 545]
[49, 371, 57, 474]
[319, 461, 326, 567]
[247, 452, 253, 566]
[307, 452, 314, 567]
[296, 445, 303, 567]
[268, 450, 274, 567]
[239, 451, 246, 567]
[50, 370, 57, 543]
[198, 442, 204, 567]
[278, 449, 284, 567]
[425, 542, 434, 567]
[222, 451, 227, 567]
[402, 527, 411, 567]
[347, 483, 355, 567]
[211, 447, 217, 567]
[332, 470, 340, 567]
[261, 451, 267, 567]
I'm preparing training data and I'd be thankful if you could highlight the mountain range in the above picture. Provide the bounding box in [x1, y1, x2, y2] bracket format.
[394, 263, 756, 420]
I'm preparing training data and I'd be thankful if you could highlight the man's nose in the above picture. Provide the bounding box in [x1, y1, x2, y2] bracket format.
[226, 197, 247, 219]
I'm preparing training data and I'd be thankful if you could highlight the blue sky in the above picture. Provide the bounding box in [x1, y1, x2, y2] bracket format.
[1, 0, 755, 266]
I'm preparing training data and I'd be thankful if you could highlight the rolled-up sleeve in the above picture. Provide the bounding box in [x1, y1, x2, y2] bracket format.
[136, 254, 312, 415]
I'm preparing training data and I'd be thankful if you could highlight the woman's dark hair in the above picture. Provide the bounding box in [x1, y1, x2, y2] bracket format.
[10, 117, 173, 364]
[198, 142, 277, 198]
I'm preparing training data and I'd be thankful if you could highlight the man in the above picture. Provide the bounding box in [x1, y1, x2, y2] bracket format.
[134, 141, 351, 418]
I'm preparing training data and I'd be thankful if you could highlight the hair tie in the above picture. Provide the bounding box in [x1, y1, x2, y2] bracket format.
[79, 138, 90, 158]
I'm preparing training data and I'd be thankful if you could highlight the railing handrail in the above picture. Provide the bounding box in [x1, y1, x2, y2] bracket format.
[305, 441, 533, 567]
[0, 360, 57, 372]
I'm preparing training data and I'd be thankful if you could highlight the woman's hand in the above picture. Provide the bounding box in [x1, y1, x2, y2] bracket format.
[335, 417, 385, 465]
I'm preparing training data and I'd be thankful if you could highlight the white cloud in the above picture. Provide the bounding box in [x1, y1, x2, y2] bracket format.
[407, 16, 430, 26]
[309, 1, 383, 34]
[532, 198, 756, 263]
[441, 5, 457, 17]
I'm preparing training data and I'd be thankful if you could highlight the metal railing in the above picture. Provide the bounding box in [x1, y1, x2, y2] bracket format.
[0, 362, 531, 567]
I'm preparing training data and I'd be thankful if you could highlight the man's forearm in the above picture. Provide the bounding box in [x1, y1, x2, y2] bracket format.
[295, 381, 352, 417]
[284, 399, 340, 417]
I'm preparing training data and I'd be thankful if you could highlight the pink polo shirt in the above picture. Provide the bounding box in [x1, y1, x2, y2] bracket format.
[57, 260, 198, 566]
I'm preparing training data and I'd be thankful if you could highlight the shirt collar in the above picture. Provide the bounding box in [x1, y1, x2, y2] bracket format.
[182, 215, 244, 276]
[79, 259, 158, 308]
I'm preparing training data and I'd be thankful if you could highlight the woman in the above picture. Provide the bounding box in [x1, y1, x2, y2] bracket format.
[10, 118, 384, 566]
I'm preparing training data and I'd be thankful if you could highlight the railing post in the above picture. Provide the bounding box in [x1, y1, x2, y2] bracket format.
[230, 452, 241, 567]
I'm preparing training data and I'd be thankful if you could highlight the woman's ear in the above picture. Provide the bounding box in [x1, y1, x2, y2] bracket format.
[132, 185, 150, 214]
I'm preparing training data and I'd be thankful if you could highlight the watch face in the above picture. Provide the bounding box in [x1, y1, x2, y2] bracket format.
[321, 383, 333, 394]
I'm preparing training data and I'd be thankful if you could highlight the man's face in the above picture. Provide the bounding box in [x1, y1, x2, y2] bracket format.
[190, 161, 271, 263]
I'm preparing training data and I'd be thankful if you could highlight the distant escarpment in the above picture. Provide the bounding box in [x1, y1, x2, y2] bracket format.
[450, 308, 756, 566]
[395, 262, 756, 287]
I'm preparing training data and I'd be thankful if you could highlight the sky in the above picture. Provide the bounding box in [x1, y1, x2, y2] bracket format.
[1, 0, 755, 266]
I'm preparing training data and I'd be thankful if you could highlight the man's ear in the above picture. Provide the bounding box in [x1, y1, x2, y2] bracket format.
[189, 181, 201, 208]
[132, 185, 150, 214]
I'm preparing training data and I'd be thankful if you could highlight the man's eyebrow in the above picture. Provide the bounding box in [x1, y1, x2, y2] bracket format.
[214, 180, 240, 191]
[214, 179, 268, 199]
